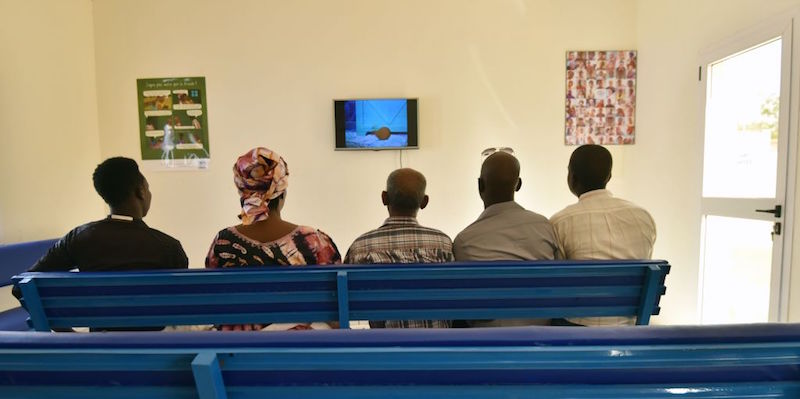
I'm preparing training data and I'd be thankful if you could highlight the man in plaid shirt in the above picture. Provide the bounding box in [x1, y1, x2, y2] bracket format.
[345, 168, 454, 328]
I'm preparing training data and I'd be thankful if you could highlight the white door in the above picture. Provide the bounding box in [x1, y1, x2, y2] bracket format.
[699, 18, 796, 324]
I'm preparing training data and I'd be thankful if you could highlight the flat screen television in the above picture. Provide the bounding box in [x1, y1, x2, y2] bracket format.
[334, 98, 418, 150]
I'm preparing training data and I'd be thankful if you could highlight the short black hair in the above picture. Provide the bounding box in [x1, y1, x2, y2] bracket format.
[92, 157, 145, 207]
[569, 144, 612, 191]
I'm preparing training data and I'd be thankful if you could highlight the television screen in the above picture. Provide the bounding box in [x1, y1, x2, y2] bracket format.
[334, 98, 418, 150]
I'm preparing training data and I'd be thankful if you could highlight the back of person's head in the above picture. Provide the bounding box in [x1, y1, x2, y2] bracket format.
[479, 151, 521, 206]
[384, 168, 428, 216]
[233, 147, 289, 225]
[92, 157, 145, 207]
[568, 144, 612, 196]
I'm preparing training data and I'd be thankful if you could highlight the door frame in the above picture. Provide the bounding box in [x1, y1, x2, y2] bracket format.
[697, 12, 798, 322]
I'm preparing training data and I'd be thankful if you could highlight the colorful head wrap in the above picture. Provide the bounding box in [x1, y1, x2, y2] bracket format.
[233, 147, 289, 225]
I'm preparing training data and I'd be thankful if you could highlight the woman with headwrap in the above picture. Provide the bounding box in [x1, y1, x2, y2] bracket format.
[205, 147, 341, 331]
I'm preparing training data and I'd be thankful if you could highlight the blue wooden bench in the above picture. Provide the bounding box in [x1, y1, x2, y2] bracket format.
[0, 323, 798, 398]
[0, 239, 56, 331]
[13, 260, 669, 331]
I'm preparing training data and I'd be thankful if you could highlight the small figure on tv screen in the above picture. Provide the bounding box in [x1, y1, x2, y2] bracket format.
[371, 126, 392, 140]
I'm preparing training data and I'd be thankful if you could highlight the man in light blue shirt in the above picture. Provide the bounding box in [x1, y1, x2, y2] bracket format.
[454, 151, 558, 262]
[453, 151, 558, 327]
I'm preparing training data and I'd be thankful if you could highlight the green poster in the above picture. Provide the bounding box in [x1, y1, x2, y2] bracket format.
[137, 77, 210, 169]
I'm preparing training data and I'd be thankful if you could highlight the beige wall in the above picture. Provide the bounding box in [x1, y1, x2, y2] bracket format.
[91, 2, 637, 268]
[0, 0, 103, 308]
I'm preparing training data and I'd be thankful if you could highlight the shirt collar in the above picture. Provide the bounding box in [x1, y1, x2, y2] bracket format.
[477, 201, 524, 220]
[107, 214, 145, 224]
[381, 216, 420, 226]
[578, 189, 613, 201]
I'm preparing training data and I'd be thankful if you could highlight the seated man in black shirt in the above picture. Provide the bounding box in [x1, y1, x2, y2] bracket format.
[14, 157, 189, 330]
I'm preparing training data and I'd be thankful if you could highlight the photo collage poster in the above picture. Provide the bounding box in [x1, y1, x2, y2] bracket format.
[565, 50, 637, 145]
[137, 77, 210, 170]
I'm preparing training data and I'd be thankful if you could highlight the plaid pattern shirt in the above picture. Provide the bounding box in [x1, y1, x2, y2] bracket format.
[345, 216, 454, 329]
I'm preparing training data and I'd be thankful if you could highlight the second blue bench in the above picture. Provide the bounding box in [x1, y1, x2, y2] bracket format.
[13, 259, 670, 331]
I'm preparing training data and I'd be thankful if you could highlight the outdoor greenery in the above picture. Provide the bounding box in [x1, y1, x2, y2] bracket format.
[739, 95, 779, 141]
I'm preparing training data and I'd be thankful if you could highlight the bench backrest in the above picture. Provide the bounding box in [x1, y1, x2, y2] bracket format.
[0, 239, 57, 287]
[0, 323, 798, 399]
[13, 260, 669, 331]
[0, 239, 57, 331]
